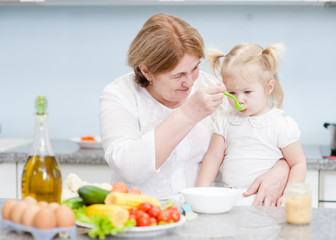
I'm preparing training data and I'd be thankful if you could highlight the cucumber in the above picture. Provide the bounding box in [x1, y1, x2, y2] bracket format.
[78, 185, 110, 205]
[61, 196, 85, 209]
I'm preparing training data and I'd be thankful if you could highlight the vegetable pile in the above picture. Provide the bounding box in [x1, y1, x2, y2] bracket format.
[80, 136, 96, 141]
[62, 181, 181, 239]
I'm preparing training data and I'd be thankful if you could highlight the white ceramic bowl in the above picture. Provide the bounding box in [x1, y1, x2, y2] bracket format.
[181, 187, 240, 214]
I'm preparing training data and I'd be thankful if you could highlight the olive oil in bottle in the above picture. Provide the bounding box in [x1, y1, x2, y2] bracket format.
[21, 95, 62, 203]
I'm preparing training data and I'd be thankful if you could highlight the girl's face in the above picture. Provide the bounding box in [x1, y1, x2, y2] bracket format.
[224, 63, 273, 117]
[144, 53, 201, 108]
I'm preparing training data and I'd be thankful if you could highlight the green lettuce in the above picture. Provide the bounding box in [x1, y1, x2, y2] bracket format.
[73, 205, 136, 239]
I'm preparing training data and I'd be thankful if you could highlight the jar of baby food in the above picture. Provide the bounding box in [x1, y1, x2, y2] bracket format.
[285, 183, 312, 225]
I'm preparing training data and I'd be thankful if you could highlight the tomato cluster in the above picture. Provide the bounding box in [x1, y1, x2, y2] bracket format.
[129, 202, 181, 227]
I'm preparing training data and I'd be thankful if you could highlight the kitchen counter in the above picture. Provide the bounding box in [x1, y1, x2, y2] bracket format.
[0, 140, 336, 170]
[0, 139, 105, 165]
[1, 199, 336, 240]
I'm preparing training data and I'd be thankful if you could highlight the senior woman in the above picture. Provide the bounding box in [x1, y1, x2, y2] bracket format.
[99, 13, 289, 206]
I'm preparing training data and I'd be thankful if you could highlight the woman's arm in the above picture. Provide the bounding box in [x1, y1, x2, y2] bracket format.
[243, 159, 290, 206]
[155, 85, 225, 168]
[196, 134, 225, 187]
[100, 82, 225, 183]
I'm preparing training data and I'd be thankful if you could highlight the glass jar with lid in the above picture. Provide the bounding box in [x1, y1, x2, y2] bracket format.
[285, 182, 312, 225]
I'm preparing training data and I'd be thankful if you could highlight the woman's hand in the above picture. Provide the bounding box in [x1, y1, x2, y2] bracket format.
[277, 195, 286, 207]
[243, 159, 289, 206]
[180, 84, 226, 124]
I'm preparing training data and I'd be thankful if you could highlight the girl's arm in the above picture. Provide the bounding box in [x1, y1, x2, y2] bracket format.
[196, 134, 226, 187]
[281, 141, 307, 183]
[276, 141, 307, 206]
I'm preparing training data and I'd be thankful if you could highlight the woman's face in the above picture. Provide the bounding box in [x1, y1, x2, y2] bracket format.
[146, 53, 201, 108]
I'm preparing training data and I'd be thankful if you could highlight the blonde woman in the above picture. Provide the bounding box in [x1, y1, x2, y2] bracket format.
[100, 14, 290, 206]
[196, 43, 306, 206]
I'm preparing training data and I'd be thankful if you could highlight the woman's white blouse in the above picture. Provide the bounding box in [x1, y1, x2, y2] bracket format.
[99, 71, 220, 200]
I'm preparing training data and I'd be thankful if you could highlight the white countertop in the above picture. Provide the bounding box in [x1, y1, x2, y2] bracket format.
[0, 139, 32, 152]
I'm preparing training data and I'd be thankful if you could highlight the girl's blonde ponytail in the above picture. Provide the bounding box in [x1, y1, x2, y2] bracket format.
[262, 43, 285, 108]
[206, 47, 226, 80]
[262, 43, 285, 74]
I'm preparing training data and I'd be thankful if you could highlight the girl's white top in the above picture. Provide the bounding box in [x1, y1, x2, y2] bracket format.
[99, 71, 222, 200]
[212, 108, 300, 189]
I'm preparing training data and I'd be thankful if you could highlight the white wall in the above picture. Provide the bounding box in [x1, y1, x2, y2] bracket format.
[0, 5, 335, 145]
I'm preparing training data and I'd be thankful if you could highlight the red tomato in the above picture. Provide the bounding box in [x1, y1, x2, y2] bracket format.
[148, 205, 161, 218]
[157, 210, 172, 223]
[149, 217, 157, 226]
[136, 212, 151, 227]
[138, 202, 153, 213]
[136, 210, 150, 220]
[129, 207, 138, 215]
[167, 205, 178, 212]
[129, 213, 137, 221]
[171, 210, 180, 222]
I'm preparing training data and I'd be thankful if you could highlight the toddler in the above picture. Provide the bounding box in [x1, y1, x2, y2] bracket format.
[196, 43, 307, 206]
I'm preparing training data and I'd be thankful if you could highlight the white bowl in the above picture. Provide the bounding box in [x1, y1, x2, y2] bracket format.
[181, 187, 240, 214]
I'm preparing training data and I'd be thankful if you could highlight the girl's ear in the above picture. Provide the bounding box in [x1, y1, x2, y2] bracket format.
[139, 64, 152, 81]
[267, 79, 275, 95]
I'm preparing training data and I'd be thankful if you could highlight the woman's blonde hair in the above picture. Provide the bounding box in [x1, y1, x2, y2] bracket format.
[207, 43, 284, 108]
[128, 13, 205, 87]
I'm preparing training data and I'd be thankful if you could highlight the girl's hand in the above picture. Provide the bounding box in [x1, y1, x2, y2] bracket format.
[180, 84, 226, 123]
[244, 159, 289, 206]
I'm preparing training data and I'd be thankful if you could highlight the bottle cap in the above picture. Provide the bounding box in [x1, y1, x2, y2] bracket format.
[35, 95, 48, 114]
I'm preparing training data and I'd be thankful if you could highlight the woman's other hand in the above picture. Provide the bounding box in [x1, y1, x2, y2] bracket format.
[243, 159, 289, 206]
[181, 84, 226, 123]
[276, 195, 286, 207]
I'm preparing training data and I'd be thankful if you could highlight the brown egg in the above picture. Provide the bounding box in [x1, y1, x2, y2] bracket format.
[22, 204, 40, 227]
[37, 201, 48, 207]
[48, 202, 60, 210]
[55, 205, 75, 227]
[10, 201, 28, 223]
[33, 207, 56, 229]
[23, 196, 37, 205]
[1, 199, 18, 220]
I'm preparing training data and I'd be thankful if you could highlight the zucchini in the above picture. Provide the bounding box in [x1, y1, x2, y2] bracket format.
[78, 185, 110, 205]
[61, 197, 85, 209]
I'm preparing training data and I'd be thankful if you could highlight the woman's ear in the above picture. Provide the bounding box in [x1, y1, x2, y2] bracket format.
[139, 64, 152, 81]
[267, 79, 275, 95]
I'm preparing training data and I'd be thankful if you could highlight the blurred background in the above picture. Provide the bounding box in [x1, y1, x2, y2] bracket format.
[0, 1, 335, 145]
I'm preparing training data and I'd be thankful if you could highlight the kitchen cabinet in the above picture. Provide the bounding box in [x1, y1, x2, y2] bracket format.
[1, 142, 333, 207]
[306, 169, 319, 208]
[0, 163, 17, 199]
[0, 163, 330, 208]
[16, 162, 111, 199]
[319, 170, 336, 208]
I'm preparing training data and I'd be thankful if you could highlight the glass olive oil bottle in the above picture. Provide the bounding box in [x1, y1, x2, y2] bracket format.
[21, 95, 62, 203]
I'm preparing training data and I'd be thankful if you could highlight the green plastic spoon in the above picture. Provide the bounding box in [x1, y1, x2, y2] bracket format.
[224, 92, 245, 111]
